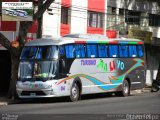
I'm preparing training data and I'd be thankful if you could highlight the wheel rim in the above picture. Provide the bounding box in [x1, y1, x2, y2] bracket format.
[123, 81, 129, 94]
[71, 85, 78, 99]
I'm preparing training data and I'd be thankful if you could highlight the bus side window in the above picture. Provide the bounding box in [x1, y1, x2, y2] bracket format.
[75, 44, 85, 58]
[137, 45, 144, 57]
[65, 45, 75, 58]
[129, 45, 137, 57]
[86, 44, 98, 58]
[109, 45, 118, 58]
[119, 45, 128, 58]
[98, 44, 108, 57]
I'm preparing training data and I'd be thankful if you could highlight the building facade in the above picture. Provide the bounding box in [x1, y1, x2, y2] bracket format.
[107, 0, 160, 40]
[42, 0, 117, 38]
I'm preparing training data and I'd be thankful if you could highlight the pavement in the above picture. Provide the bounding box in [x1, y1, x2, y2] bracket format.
[0, 87, 152, 106]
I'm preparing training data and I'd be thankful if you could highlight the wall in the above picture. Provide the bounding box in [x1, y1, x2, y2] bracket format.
[42, 0, 61, 38]
[70, 0, 88, 34]
[42, 0, 108, 37]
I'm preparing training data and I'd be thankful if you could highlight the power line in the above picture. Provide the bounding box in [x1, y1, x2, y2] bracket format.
[53, 1, 160, 13]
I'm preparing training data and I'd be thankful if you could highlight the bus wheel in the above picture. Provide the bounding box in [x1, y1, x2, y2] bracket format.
[120, 79, 130, 97]
[70, 83, 80, 102]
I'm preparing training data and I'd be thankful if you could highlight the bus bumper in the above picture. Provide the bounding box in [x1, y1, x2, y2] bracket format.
[16, 81, 64, 98]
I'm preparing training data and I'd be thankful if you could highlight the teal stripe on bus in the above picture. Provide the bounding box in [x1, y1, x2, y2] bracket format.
[87, 41, 98, 43]
[119, 41, 128, 44]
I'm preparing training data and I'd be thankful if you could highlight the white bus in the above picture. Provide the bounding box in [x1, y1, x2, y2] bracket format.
[4, 9, 28, 17]
[16, 10, 28, 17]
[5, 9, 17, 16]
[16, 34, 146, 101]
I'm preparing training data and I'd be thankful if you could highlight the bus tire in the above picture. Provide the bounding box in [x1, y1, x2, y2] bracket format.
[70, 83, 80, 102]
[121, 79, 130, 96]
[116, 79, 130, 97]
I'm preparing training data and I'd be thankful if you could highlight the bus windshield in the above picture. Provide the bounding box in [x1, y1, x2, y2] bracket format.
[19, 46, 59, 81]
[19, 60, 58, 81]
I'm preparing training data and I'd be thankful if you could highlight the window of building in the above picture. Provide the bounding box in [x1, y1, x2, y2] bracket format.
[88, 11, 103, 28]
[125, 10, 141, 25]
[119, 9, 124, 16]
[86, 44, 98, 58]
[61, 6, 69, 24]
[112, 7, 116, 15]
[149, 14, 160, 27]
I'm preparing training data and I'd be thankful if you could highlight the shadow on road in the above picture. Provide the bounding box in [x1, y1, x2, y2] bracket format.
[15, 92, 129, 104]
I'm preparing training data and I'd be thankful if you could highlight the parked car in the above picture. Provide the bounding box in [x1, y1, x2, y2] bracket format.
[151, 79, 160, 92]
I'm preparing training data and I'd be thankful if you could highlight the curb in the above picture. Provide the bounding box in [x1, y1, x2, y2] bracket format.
[130, 87, 151, 95]
[0, 98, 15, 106]
[0, 102, 8, 106]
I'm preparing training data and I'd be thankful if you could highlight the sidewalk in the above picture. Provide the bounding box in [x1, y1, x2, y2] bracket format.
[0, 94, 19, 106]
[0, 87, 152, 106]
[0, 97, 9, 106]
[130, 86, 152, 95]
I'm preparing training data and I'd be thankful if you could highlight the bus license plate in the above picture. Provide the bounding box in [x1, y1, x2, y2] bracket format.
[30, 93, 36, 96]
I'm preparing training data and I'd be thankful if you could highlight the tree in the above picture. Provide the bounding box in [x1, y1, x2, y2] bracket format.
[0, 0, 55, 100]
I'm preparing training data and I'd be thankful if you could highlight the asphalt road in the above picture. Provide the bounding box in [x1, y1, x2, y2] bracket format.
[0, 92, 160, 120]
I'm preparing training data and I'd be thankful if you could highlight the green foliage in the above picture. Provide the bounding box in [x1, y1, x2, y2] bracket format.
[23, 9, 33, 16]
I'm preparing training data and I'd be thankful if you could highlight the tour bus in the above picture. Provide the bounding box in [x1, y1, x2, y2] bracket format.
[16, 10, 28, 17]
[5, 9, 17, 16]
[4, 9, 27, 17]
[16, 34, 146, 101]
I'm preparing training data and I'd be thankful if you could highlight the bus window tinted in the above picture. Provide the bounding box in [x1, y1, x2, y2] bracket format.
[129, 45, 137, 57]
[119, 45, 128, 57]
[75, 44, 86, 58]
[109, 45, 118, 57]
[86, 44, 98, 58]
[37, 46, 58, 59]
[65, 45, 75, 58]
[137, 45, 144, 57]
[59, 46, 65, 55]
[98, 45, 108, 57]
[21, 47, 37, 59]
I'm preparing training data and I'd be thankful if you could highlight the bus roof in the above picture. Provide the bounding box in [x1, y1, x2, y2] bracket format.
[16, 10, 27, 13]
[25, 34, 144, 46]
[5, 9, 16, 12]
